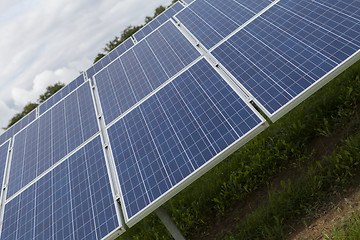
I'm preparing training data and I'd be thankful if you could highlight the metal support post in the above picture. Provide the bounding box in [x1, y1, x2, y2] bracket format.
[155, 206, 186, 240]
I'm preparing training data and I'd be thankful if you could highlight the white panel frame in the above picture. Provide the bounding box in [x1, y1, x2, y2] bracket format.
[0, 139, 12, 235]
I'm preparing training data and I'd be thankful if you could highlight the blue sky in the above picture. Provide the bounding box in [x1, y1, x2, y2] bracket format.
[0, 0, 172, 132]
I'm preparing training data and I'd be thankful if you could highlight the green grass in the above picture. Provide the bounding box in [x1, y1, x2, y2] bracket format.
[226, 132, 360, 239]
[117, 60, 360, 240]
[324, 211, 360, 240]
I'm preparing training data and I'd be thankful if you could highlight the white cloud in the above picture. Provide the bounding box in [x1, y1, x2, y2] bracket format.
[11, 68, 79, 107]
[0, 100, 17, 134]
[0, 0, 172, 129]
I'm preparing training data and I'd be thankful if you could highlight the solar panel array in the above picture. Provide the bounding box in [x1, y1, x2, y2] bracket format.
[38, 74, 85, 115]
[1, 136, 121, 240]
[0, 0, 359, 239]
[134, 2, 184, 42]
[6, 82, 99, 199]
[0, 110, 36, 146]
[86, 38, 135, 80]
[106, 58, 265, 224]
[210, 0, 360, 120]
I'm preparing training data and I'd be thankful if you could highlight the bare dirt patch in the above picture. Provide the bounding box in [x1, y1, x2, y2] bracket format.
[289, 184, 360, 240]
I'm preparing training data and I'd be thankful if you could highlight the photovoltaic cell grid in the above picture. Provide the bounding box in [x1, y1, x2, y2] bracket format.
[211, 0, 360, 118]
[86, 37, 135, 80]
[95, 21, 201, 125]
[0, 110, 36, 146]
[317, 0, 360, 19]
[39, 74, 85, 115]
[0, 0, 358, 238]
[0, 136, 120, 240]
[175, 0, 274, 49]
[182, 0, 194, 5]
[7, 82, 99, 199]
[134, 2, 184, 42]
[107, 58, 265, 223]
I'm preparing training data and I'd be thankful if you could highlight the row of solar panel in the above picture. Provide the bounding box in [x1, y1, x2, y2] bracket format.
[0, 2, 186, 148]
[106, 58, 265, 223]
[94, 0, 360, 226]
[134, 2, 184, 42]
[0, 74, 85, 147]
[0, 3, 197, 239]
[0, 0, 359, 239]
[1, 136, 121, 240]
[86, 1, 186, 81]
[175, 0, 360, 120]
[95, 20, 201, 125]
[7, 82, 99, 199]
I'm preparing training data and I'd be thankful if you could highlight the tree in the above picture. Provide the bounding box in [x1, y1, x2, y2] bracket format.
[94, 53, 106, 64]
[153, 5, 166, 18]
[38, 82, 65, 103]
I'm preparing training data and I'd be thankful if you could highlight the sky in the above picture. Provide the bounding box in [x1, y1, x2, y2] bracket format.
[0, 0, 172, 133]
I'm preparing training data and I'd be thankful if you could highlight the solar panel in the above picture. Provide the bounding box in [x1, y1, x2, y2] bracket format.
[95, 20, 201, 125]
[0, 136, 124, 240]
[107, 58, 267, 226]
[7, 81, 99, 199]
[134, 2, 184, 42]
[175, 0, 275, 49]
[181, 0, 194, 5]
[86, 38, 135, 80]
[0, 109, 36, 146]
[211, 0, 360, 121]
[1, 0, 359, 238]
[39, 74, 85, 115]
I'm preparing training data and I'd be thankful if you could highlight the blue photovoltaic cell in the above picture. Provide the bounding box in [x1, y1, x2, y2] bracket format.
[107, 38, 134, 63]
[0, 141, 9, 187]
[123, 37, 135, 49]
[133, 40, 169, 93]
[145, 21, 201, 77]
[182, 0, 194, 5]
[86, 38, 135, 80]
[39, 74, 85, 115]
[0, 134, 7, 148]
[156, 12, 169, 24]
[37, 111, 52, 175]
[95, 21, 200, 125]
[108, 58, 263, 221]
[2, 185, 36, 240]
[134, 2, 184, 42]
[121, 50, 153, 101]
[7, 82, 98, 199]
[316, 0, 360, 20]
[276, 0, 360, 49]
[1, 136, 120, 240]
[175, 0, 273, 49]
[212, 0, 360, 116]
[169, 1, 185, 12]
